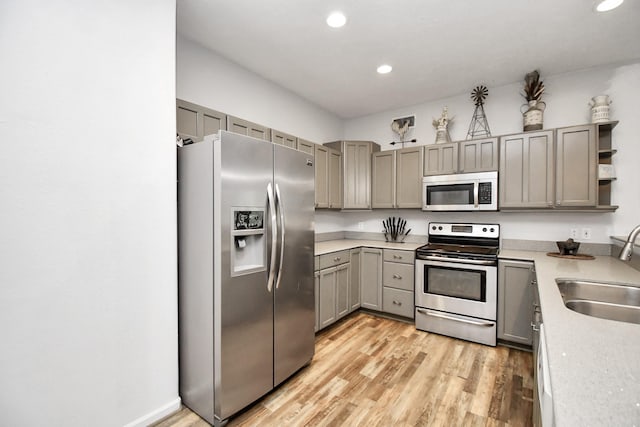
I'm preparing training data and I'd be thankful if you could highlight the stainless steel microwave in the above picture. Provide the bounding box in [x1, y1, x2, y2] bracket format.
[422, 171, 498, 211]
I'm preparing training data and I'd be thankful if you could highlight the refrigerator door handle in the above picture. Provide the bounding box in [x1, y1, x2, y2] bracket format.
[275, 183, 285, 289]
[267, 182, 277, 292]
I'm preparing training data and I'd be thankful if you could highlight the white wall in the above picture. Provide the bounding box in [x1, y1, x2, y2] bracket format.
[337, 62, 640, 243]
[0, 1, 179, 426]
[177, 36, 344, 143]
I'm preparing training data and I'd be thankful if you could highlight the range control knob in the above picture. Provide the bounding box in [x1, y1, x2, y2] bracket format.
[490, 227, 495, 232]
[432, 225, 436, 230]
[482, 227, 487, 232]
[438, 226, 443, 230]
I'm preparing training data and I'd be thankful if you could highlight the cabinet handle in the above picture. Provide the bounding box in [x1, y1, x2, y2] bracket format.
[531, 322, 540, 332]
[393, 300, 402, 305]
[393, 255, 402, 259]
[334, 256, 341, 262]
[393, 274, 402, 279]
[530, 280, 537, 286]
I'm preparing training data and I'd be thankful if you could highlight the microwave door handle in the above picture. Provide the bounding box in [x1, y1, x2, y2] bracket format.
[473, 181, 479, 208]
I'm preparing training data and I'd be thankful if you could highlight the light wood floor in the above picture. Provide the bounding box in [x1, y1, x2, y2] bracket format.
[156, 312, 533, 427]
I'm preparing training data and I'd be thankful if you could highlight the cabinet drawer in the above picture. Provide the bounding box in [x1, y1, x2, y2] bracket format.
[383, 287, 414, 319]
[383, 262, 414, 291]
[314, 256, 319, 272]
[319, 250, 350, 269]
[383, 249, 415, 264]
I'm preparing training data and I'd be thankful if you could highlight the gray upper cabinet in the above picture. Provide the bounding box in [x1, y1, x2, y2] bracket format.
[297, 138, 315, 155]
[555, 125, 597, 207]
[498, 259, 535, 346]
[227, 115, 271, 141]
[315, 144, 342, 209]
[271, 129, 297, 149]
[325, 140, 380, 210]
[396, 146, 424, 208]
[459, 137, 499, 173]
[176, 99, 226, 142]
[371, 146, 423, 209]
[499, 130, 554, 209]
[314, 145, 329, 208]
[423, 142, 458, 175]
[328, 148, 342, 209]
[371, 151, 396, 208]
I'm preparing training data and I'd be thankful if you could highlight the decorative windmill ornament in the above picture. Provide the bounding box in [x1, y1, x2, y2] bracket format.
[466, 85, 491, 139]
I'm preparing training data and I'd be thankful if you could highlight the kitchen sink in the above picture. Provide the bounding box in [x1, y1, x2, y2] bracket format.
[556, 279, 640, 325]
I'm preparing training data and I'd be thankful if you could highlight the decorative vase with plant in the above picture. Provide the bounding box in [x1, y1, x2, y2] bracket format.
[520, 70, 546, 131]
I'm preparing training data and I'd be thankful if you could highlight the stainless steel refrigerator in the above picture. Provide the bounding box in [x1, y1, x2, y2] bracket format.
[177, 131, 315, 426]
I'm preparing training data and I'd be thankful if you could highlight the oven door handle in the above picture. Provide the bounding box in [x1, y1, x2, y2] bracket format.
[416, 308, 494, 327]
[419, 255, 496, 266]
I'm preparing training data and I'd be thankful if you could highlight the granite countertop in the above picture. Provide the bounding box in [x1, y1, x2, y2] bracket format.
[315, 239, 424, 256]
[499, 250, 640, 426]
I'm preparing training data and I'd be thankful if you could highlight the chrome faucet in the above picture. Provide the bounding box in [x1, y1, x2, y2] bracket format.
[619, 224, 640, 261]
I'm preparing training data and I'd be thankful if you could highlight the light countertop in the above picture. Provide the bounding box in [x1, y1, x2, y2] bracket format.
[499, 250, 640, 426]
[315, 239, 424, 255]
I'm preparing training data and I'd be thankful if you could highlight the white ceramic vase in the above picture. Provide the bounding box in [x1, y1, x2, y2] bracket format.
[589, 95, 612, 123]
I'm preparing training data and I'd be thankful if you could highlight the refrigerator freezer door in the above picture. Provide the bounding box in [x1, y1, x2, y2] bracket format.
[273, 145, 316, 386]
[216, 132, 275, 420]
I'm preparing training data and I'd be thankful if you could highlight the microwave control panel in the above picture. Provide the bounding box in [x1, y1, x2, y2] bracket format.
[478, 182, 493, 204]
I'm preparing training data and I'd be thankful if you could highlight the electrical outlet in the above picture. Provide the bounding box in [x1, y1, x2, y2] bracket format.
[357, 222, 364, 230]
[581, 228, 592, 240]
[570, 228, 578, 239]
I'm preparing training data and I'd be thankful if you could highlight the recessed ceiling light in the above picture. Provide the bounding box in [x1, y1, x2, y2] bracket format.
[595, 0, 624, 12]
[377, 64, 393, 74]
[326, 12, 346, 28]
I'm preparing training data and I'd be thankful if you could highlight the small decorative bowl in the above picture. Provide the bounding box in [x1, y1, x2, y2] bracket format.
[556, 239, 580, 256]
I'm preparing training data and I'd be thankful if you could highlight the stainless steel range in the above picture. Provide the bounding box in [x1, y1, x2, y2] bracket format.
[414, 222, 499, 346]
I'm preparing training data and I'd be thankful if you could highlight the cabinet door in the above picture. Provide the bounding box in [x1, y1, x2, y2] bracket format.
[499, 130, 554, 208]
[396, 146, 424, 208]
[336, 263, 350, 319]
[556, 125, 597, 207]
[314, 271, 320, 332]
[459, 138, 498, 172]
[271, 130, 297, 149]
[314, 145, 329, 208]
[498, 260, 535, 345]
[371, 151, 396, 208]
[343, 141, 372, 209]
[297, 138, 315, 155]
[176, 99, 226, 142]
[360, 248, 383, 311]
[349, 248, 361, 312]
[328, 148, 342, 209]
[423, 142, 458, 175]
[227, 115, 271, 141]
[319, 267, 337, 329]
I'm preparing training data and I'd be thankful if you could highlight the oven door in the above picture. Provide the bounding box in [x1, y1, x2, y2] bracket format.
[415, 257, 497, 320]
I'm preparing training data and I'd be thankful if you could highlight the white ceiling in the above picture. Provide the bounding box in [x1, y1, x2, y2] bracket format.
[177, 0, 640, 119]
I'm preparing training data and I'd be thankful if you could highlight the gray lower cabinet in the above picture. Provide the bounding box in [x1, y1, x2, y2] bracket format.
[227, 115, 271, 141]
[382, 249, 415, 318]
[176, 99, 226, 142]
[318, 267, 337, 329]
[360, 248, 383, 311]
[498, 259, 535, 346]
[314, 269, 320, 332]
[336, 263, 350, 320]
[499, 130, 554, 208]
[459, 137, 499, 172]
[349, 248, 361, 312]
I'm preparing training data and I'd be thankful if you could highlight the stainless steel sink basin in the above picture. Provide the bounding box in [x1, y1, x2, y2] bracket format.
[556, 279, 640, 325]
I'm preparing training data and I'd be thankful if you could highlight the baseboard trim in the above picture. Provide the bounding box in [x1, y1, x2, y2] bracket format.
[123, 397, 182, 427]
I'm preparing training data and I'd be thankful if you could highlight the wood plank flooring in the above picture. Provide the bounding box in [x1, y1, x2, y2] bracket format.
[155, 312, 533, 427]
